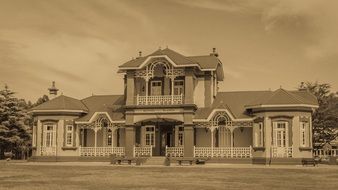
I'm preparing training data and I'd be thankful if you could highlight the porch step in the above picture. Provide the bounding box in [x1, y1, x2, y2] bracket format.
[143, 156, 166, 166]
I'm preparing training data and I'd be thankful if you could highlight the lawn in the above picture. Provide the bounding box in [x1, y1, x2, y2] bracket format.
[1, 162, 338, 190]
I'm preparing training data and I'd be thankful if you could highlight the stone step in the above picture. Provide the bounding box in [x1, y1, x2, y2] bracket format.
[143, 156, 166, 165]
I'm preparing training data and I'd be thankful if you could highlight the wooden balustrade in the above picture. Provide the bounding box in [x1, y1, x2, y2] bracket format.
[271, 147, 293, 158]
[133, 146, 152, 157]
[136, 94, 183, 105]
[79, 147, 125, 157]
[194, 146, 252, 158]
[313, 149, 338, 158]
[166, 146, 184, 157]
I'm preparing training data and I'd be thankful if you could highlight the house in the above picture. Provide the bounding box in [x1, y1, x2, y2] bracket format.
[29, 48, 318, 164]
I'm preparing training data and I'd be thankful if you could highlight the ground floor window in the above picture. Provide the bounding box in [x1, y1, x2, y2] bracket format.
[254, 123, 264, 147]
[300, 122, 308, 147]
[107, 129, 112, 146]
[66, 125, 73, 146]
[145, 126, 155, 146]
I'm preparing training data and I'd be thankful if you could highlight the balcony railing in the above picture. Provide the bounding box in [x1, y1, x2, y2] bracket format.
[166, 146, 184, 157]
[134, 146, 152, 157]
[194, 146, 252, 158]
[271, 147, 293, 158]
[136, 94, 184, 105]
[79, 147, 125, 157]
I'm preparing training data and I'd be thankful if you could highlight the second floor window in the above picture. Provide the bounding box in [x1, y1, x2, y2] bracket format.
[174, 80, 184, 95]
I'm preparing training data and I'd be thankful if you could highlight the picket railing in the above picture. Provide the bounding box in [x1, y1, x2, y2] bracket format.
[166, 146, 184, 157]
[79, 147, 125, 157]
[134, 146, 152, 157]
[313, 149, 338, 158]
[136, 94, 183, 105]
[194, 146, 252, 158]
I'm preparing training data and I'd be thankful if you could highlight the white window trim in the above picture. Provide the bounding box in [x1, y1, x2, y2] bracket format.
[66, 125, 73, 147]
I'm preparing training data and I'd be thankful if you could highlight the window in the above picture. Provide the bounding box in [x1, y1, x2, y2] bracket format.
[145, 126, 155, 146]
[300, 122, 308, 147]
[174, 80, 184, 95]
[107, 129, 112, 146]
[178, 126, 184, 146]
[66, 125, 73, 146]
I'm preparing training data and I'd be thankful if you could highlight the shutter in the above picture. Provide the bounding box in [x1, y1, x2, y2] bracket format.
[63, 124, 66, 147]
[73, 125, 76, 147]
[141, 126, 146, 146]
[271, 122, 275, 146]
[53, 124, 57, 147]
[288, 121, 292, 147]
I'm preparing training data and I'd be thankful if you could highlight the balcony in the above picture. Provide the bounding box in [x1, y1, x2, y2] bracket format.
[136, 94, 184, 106]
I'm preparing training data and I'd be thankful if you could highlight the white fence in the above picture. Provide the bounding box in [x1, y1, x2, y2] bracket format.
[134, 146, 152, 157]
[271, 147, 293, 158]
[40, 147, 56, 156]
[136, 94, 183, 105]
[166, 146, 184, 157]
[194, 146, 252, 158]
[79, 147, 125, 157]
[313, 149, 338, 158]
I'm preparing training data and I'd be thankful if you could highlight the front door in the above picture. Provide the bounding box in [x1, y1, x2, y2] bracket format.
[273, 121, 289, 157]
[160, 131, 173, 156]
[151, 81, 162, 96]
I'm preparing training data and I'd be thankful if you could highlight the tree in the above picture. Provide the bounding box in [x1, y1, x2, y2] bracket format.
[33, 95, 49, 107]
[298, 82, 338, 148]
[0, 85, 31, 159]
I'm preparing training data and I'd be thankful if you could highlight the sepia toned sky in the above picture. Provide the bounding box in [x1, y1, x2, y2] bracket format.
[0, 0, 337, 101]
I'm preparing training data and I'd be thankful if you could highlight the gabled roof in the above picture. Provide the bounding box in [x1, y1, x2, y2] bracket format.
[76, 95, 125, 122]
[195, 89, 318, 120]
[30, 95, 88, 113]
[119, 48, 222, 71]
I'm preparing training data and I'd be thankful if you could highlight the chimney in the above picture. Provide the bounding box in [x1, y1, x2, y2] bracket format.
[139, 51, 142, 57]
[48, 81, 59, 99]
[210, 48, 219, 57]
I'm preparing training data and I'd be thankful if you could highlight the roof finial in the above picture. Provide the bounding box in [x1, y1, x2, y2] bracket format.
[210, 47, 219, 57]
[48, 81, 59, 99]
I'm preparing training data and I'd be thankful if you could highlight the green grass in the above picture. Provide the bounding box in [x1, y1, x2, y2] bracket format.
[1, 162, 338, 190]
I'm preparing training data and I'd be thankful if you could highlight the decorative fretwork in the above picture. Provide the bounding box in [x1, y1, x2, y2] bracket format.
[77, 114, 124, 131]
[194, 111, 253, 131]
[134, 59, 185, 80]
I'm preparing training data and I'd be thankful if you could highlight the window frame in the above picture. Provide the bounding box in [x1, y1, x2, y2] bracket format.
[65, 125, 73, 147]
[145, 126, 155, 146]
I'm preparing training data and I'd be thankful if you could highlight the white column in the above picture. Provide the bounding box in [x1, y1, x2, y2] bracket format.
[94, 128, 98, 156]
[145, 78, 149, 105]
[171, 77, 174, 104]
[211, 127, 214, 157]
[230, 129, 234, 158]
